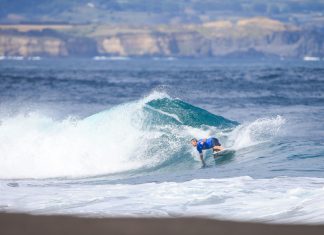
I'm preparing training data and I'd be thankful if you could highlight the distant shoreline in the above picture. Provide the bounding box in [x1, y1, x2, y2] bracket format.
[0, 55, 323, 62]
[1, 213, 324, 235]
[0, 18, 323, 59]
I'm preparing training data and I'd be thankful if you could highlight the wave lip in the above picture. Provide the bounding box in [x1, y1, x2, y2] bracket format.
[146, 97, 238, 128]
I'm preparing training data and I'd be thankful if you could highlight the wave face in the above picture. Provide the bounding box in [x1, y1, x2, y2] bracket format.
[0, 92, 286, 179]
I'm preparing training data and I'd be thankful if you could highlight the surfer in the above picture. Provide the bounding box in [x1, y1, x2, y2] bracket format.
[191, 137, 224, 167]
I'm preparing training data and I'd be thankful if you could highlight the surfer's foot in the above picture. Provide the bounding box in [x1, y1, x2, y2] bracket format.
[213, 151, 219, 158]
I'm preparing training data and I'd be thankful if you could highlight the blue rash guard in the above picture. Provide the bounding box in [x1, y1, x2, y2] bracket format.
[196, 137, 221, 154]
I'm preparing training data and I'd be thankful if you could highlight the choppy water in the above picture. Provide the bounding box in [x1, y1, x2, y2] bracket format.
[0, 58, 324, 223]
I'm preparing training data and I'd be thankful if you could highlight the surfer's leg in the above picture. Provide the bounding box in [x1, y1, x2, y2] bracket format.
[212, 146, 224, 159]
[212, 138, 224, 152]
[213, 145, 224, 152]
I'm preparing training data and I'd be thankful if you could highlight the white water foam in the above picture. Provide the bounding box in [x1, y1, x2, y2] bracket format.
[228, 115, 285, 149]
[1, 176, 324, 224]
[0, 92, 171, 179]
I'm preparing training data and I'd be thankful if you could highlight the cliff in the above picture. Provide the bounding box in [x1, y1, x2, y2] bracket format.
[0, 18, 323, 58]
[0, 29, 97, 57]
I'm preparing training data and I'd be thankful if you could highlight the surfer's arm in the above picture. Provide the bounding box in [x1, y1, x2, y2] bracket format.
[197, 144, 205, 166]
[199, 153, 206, 167]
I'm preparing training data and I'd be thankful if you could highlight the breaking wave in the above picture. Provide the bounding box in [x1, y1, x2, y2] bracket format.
[0, 92, 284, 179]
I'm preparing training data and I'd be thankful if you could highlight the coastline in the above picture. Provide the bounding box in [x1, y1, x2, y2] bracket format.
[1, 213, 324, 235]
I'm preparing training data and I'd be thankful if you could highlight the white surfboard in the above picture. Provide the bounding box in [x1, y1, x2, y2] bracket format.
[213, 149, 235, 157]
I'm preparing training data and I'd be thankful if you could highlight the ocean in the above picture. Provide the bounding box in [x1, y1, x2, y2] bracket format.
[0, 58, 324, 223]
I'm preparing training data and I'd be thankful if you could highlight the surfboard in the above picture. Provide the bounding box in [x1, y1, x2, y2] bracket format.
[213, 149, 235, 157]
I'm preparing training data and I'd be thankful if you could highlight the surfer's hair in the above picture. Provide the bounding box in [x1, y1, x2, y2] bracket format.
[191, 138, 197, 142]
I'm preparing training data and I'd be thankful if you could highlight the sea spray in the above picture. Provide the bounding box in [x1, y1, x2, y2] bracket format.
[228, 115, 286, 149]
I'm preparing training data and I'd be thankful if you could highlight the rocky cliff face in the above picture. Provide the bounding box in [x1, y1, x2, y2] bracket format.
[0, 35, 68, 57]
[96, 30, 323, 58]
[98, 33, 173, 56]
[0, 30, 97, 57]
[0, 18, 323, 58]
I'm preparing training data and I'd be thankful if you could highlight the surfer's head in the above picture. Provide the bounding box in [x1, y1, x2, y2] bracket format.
[191, 138, 198, 147]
